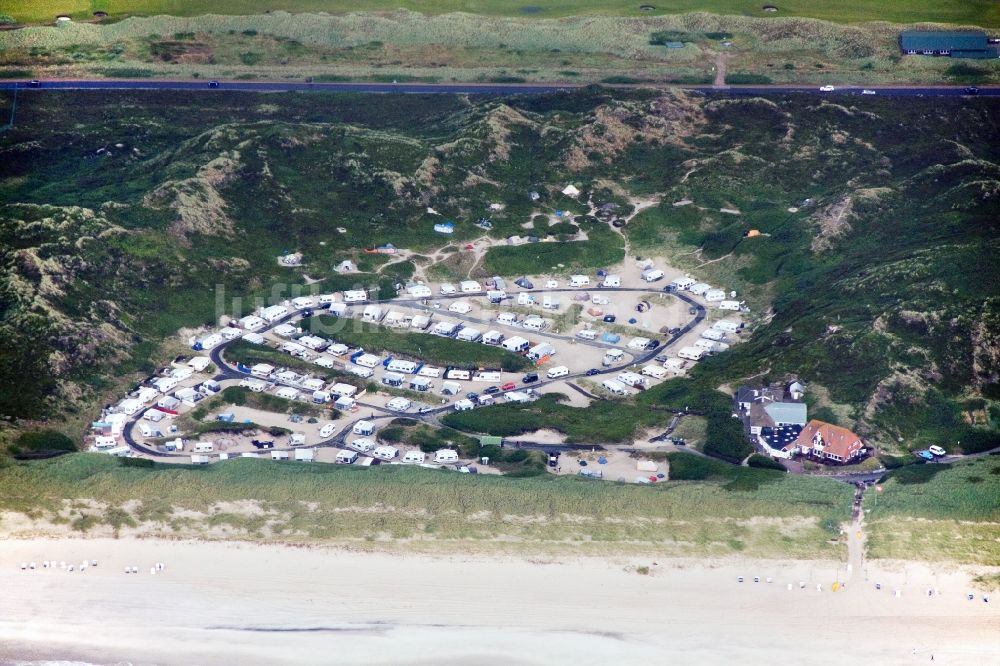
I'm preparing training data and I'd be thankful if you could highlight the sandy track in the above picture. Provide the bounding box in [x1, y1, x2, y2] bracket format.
[0, 538, 997, 665]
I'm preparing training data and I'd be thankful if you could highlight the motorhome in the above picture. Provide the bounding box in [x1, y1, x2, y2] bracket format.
[354, 353, 381, 368]
[362, 305, 384, 322]
[352, 420, 375, 436]
[335, 449, 359, 464]
[601, 274, 621, 288]
[713, 320, 743, 333]
[576, 329, 597, 341]
[522, 316, 547, 332]
[294, 448, 315, 462]
[260, 305, 288, 322]
[407, 284, 432, 298]
[345, 365, 374, 379]
[402, 450, 426, 464]
[602, 349, 625, 366]
[342, 289, 368, 304]
[476, 394, 495, 406]
[497, 312, 519, 326]
[569, 275, 590, 287]
[348, 438, 376, 454]
[642, 364, 667, 379]
[677, 346, 706, 361]
[460, 280, 482, 294]
[456, 327, 482, 342]
[546, 365, 569, 379]
[695, 339, 729, 353]
[433, 449, 459, 464]
[526, 343, 555, 362]
[501, 336, 530, 353]
[448, 301, 472, 314]
[301, 377, 325, 392]
[275, 386, 300, 401]
[382, 372, 405, 387]
[602, 379, 629, 396]
[617, 371, 648, 388]
[387, 359, 418, 374]
[271, 451, 289, 461]
[191, 454, 210, 465]
[481, 330, 504, 346]
[641, 268, 664, 282]
[373, 445, 399, 461]
[669, 277, 694, 291]
[432, 321, 461, 337]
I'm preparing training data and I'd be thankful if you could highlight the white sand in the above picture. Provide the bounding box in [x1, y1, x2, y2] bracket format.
[1, 538, 997, 665]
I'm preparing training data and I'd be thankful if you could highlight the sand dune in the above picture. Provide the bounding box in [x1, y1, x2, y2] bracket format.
[0, 538, 997, 665]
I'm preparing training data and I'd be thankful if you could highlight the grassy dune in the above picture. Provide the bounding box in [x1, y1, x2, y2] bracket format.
[6, 1, 998, 26]
[865, 457, 1000, 564]
[0, 453, 853, 558]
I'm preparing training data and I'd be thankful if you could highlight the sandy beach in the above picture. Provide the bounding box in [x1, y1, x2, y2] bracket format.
[0, 539, 997, 665]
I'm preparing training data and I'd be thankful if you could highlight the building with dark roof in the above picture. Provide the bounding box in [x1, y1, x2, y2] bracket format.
[900, 31, 999, 59]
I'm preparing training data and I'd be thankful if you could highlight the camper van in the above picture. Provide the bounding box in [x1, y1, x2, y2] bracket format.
[345, 365, 374, 379]
[348, 438, 376, 454]
[576, 329, 597, 341]
[677, 346, 706, 361]
[403, 450, 426, 464]
[387, 359, 418, 374]
[602, 379, 629, 396]
[342, 289, 368, 304]
[601, 274, 621, 288]
[445, 368, 471, 381]
[335, 449, 359, 464]
[546, 365, 570, 379]
[433, 449, 459, 464]
[373, 445, 399, 461]
[501, 336, 530, 353]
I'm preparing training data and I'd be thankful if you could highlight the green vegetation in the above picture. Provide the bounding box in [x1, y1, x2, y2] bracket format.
[483, 224, 625, 275]
[219, 386, 323, 418]
[0, 453, 853, 557]
[312, 317, 531, 371]
[747, 454, 787, 471]
[8, 430, 76, 456]
[4, 1, 996, 26]
[865, 457, 1000, 563]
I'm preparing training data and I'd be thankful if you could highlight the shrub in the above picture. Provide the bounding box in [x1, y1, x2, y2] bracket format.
[747, 454, 786, 471]
[13, 430, 75, 454]
[890, 463, 943, 485]
[725, 73, 773, 85]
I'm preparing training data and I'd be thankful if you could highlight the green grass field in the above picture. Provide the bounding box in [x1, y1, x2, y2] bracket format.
[0, 452, 853, 557]
[865, 457, 1000, 564]
[6, 1, 998, 27]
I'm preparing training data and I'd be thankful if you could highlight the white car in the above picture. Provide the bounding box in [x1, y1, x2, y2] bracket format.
[819, 85, 835, 92]
[927, 445, 946, 457]
[861, 89, 876, 95]
[319, 423, 336, 439]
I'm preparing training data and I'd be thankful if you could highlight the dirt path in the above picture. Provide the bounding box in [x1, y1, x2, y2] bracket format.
[714, 52, 729, 87]
[846, 484, 866, 584]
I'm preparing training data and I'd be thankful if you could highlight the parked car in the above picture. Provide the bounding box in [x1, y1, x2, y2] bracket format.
[860, 89, 876, 95]
[819, 85, 835, 92]
[522, 373, 539, 384]
[483, 386, 500, 395]
[688, 307, 698, 315]
[547, 452, 560, 468]
[603, 314, 616, 323]
[668, 327, 681, 335]
[465, 391, 479, 400]
[501, 382, 516, 391]
[644, 340, 661, 350]
[965, 86, 980, 95]
[916, 450, 935, 461]
[928, 445, 946, 457]
[208, 80, 220, 88]
[28, 80, 42, 88]
[585, 368, 600, 376]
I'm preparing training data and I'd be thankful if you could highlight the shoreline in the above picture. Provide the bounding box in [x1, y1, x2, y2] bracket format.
[1, 537, 997, 665]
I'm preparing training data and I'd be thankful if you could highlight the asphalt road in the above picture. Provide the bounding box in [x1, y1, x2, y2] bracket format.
[1, 79, 998, 97]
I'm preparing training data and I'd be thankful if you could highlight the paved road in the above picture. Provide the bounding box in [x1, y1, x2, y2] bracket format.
[129, 284, 704, 457]
[1, 79, 998, 97]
